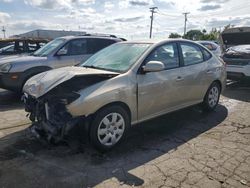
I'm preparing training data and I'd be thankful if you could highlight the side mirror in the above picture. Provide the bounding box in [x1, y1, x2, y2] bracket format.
[143, 61, 165, 72]
[57, 48, 67, 56]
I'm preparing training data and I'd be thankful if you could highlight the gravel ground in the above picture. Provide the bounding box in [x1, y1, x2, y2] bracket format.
[0, 82, 249, 188]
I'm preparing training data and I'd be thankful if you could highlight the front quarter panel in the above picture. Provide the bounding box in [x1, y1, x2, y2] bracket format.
[66, 73, 138, 123]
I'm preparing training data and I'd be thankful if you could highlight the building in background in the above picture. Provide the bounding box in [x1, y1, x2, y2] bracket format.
[11, 29, 87, 40]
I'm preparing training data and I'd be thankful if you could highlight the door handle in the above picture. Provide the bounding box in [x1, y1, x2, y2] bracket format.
[176, 76, 184, 81]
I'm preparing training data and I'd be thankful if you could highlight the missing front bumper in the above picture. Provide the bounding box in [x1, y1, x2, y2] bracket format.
[23, 94, 84, 143]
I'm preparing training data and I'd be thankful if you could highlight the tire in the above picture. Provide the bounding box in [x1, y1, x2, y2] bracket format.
[202, 82, 221, 112]
[90, 105, 130, 152]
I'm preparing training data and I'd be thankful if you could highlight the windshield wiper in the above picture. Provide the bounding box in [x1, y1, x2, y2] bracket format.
[82, 65, 120, 73]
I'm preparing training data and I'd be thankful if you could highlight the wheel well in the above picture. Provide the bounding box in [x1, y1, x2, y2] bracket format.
[84, 101, 132, 136]
[203, 80, 222, 101]
[213, 80, 222, 90]
[94, 102, 132, 121]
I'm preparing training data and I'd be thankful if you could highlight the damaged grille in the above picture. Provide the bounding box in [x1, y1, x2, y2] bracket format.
[23, 73, 118, 142]
[24, 94, 81, 143]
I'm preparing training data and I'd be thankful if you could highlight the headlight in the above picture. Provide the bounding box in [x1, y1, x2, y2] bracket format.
[23, 83, 45, 97]
[0, 63, 12, 73]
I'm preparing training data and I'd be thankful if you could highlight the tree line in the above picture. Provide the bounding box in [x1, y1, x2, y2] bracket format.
[169, 25, 233, 41]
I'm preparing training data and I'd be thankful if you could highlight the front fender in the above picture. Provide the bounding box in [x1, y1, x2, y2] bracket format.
[66, 76, 137, 123]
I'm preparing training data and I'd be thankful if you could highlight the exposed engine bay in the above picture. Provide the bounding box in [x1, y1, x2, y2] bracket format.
[23, 73, 118, 143]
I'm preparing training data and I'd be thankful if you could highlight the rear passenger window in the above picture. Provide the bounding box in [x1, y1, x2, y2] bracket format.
[88, 39, 116, 54]
[180, 43, 204, 66]
[146, 43, 179, 70]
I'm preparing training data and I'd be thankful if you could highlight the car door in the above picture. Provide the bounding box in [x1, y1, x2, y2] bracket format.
[137, 42, 183, 120]
[177, 42, 211, 104]
[52, 39, 90, 68]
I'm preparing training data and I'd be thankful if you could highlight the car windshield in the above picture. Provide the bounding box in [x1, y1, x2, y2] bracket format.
[79, 43, 151, 73]
[33, 38, 65, 57]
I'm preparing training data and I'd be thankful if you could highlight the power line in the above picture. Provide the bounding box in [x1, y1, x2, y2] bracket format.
[183, 12, 190, 36]
[149, 7, 158, 39]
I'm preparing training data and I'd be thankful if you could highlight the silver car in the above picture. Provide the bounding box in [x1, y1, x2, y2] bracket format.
[23, 39, 226, 151]
[0, 35, 123, 92]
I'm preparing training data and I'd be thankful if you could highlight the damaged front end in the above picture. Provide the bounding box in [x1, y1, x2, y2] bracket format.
[23, 72, 118, 143]
[23, 87, 83, 143]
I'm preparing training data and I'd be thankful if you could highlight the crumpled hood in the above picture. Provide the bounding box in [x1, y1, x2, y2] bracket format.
[23, 66, 119, 98]
[0, 55, 46, 66]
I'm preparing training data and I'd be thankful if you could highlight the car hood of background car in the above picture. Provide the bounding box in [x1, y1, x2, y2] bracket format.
[221, 30, 250, 46]
[23, 66, 120, 98]
[0, 55, 46, 66]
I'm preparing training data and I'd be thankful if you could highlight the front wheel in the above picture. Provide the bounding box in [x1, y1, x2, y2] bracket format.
[90, 105, 130, 151]
[202, 82, 221, 112]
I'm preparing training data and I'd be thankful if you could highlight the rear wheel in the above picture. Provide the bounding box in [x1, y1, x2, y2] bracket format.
[202, 82, 221, 111]
[90, 105, 130, 151]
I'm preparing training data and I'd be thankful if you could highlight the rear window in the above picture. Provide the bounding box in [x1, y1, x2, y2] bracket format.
[201, 47, 212, 61]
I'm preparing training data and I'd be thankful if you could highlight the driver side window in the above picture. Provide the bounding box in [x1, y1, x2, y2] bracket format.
[146, 43, 179, 70]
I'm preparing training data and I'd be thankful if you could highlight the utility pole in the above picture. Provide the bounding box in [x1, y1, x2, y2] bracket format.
[2, 26, 6, 38]
[149, 7, 158, 39]
[183, 12, 190, 37]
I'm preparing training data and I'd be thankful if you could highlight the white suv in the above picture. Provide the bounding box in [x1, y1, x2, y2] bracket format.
[221, 27, 250, 80]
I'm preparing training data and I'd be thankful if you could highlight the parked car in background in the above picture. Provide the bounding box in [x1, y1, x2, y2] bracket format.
[197, 41, 222, 57]
[23, 39, 226, 151]
[0, 38, 48, 58]
[0, 35, 124, 92]
[221, 27, 250, 80]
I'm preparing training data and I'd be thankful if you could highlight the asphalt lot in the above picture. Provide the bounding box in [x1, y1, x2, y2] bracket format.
[0, 82, 249, 188]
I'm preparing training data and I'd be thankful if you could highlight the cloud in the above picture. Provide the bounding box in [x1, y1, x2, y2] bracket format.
[199, 4, 221, 11]
[129, 0, 150, 6]
[119, 0, 153, 8]
[200, 0, 229, 3]
[206, 15, 250, 28]
[56, 7, 102, 20]
[114, 16, 144, 22]
[104, 1, 114, 9]
[24, 0, 69, 9]
[0, 12, 11, 23]
[154, 0, 175, 8]
[2, 0, 13, 2]
[24, 0, 95, 10]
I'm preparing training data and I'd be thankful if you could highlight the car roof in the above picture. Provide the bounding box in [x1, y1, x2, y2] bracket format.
[197, 40, 218, 45]
[58, 35, 123, 42]
[120, 38, 197, 45]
